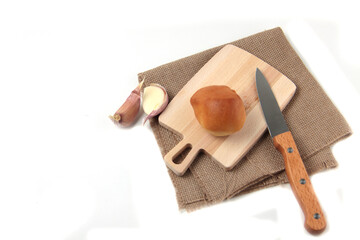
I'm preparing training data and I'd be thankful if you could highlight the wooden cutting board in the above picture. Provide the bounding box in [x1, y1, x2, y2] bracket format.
[159, 44, 296, 176]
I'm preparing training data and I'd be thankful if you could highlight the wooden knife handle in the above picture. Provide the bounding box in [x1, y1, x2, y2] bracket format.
[273, 131, 326, 234]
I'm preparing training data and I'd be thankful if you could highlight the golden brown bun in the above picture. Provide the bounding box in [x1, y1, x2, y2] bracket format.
[190, 85, 246, 136]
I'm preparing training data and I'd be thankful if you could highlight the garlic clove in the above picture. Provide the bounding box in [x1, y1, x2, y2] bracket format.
[142, 83, 169, 125]
[109, 80, 144, 127]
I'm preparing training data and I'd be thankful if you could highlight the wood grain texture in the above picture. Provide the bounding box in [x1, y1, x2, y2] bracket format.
[159, 44, 296, 176]
[273, 131, 326, 234]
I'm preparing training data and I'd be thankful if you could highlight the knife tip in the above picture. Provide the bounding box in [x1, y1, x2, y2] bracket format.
[256, 68, 261, 79]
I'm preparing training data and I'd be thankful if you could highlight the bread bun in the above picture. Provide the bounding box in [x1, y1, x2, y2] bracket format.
[190, 85, 246, 136]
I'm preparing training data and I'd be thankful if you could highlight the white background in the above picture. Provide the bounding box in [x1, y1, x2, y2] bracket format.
[0, 1, 359, 240]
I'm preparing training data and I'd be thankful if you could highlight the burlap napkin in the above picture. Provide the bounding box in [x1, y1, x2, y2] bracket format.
[138, 27, 352, 211]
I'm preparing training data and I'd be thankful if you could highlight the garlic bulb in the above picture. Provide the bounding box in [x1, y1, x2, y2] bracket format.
[142, 83, 169, 125]
[109, 80, 144, 127]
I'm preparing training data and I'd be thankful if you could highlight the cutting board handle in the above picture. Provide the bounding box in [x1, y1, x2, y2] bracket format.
[164, 139, 199, 176]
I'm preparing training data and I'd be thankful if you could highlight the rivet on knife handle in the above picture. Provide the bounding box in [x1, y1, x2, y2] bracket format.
[273, 131, 326, 234]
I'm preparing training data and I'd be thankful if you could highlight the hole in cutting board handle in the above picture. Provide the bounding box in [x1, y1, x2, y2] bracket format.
[164, 140, 200, 175]
[172, 144, 192, 164]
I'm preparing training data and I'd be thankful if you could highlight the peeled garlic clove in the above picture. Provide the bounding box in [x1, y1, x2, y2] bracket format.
[142, 83, 169, 125]
[109, 80, 144, 127]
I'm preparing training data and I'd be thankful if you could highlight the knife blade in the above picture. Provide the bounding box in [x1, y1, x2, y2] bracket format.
[256, 68, 326, 234]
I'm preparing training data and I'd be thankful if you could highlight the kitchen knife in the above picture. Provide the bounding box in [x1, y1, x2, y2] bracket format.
[256, 68, 326, 234]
